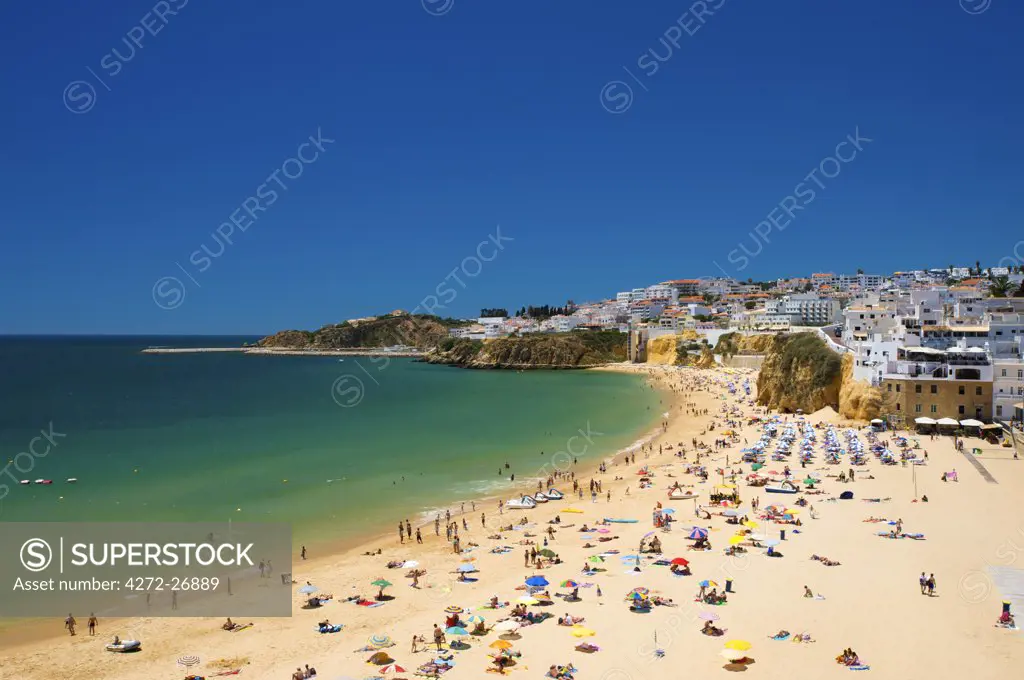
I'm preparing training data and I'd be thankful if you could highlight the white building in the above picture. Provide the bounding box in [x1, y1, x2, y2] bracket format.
[993, 355, 1024, 421]
[765, 294, 841, 326]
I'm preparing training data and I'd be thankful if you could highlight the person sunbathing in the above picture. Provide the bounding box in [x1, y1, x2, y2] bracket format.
[793, 632, 814, 642]
[222, 618, 234, 630]
[771, 629, 790, 639]
[701, 621, 724, 636]
[804, 586, 814, 598]
[997, 611, 1016, 627]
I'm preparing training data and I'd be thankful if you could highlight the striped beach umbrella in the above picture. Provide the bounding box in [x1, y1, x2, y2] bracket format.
[176, 655, 200, 668]
[367, 633, 393, 649]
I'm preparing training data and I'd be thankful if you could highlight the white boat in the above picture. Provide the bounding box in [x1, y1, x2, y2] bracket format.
[532, 493, 549, 503]
[544, 488, 564, 500]
[668, 488, 697, 500]
[105, 639, 141, 653]
[66, 478, 78, 483]
[506, 495, 537, 510]
[765, 481, 799, 494]
[19, 480, 30, 485]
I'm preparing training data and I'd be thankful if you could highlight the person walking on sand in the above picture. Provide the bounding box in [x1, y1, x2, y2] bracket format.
[65, 613, 76, 636]
[399, 523, 405, 544]
[301, 545, 307, 561]
[433, 624, 445, 651]
[87, 613, 97, 636]
[525, 549, 530, 567]
[920, 572, 927, 595]
[416, 528, 422, 544]
[927, 573, 936, 596]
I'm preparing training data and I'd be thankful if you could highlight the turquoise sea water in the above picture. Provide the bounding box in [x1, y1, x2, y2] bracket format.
[0, 336, 662, 545]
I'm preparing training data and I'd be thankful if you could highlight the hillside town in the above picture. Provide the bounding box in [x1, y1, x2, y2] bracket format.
[453, 266, 1024, 424]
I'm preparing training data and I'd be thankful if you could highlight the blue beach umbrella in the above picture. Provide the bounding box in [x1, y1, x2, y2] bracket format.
[525, 576, 548, 587]
[457, 564, 478, 573]
[688, 527, 709, 540]
[446, 626, 469, 636]
[662, 508, 676, 514]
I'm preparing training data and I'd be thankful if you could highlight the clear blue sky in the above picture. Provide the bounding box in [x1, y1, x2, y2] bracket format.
[1, 0, 1021, 334]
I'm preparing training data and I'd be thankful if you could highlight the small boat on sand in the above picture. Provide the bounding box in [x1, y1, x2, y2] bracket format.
[669, 488, 697, 500]
[506, 496, 537, 510]
[543, 488, 564, 500]
[765, 481, 799, 494]
[105, 640, 141, 653]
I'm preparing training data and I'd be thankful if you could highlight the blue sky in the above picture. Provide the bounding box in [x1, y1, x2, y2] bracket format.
[1, 0, 1021, 334]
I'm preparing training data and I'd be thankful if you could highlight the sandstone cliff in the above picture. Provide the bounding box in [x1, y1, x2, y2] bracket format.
[756, 333, 891, 420]
[424, 331, 627, 369]
[756, 333, 843, 413]
[258, 314, 462, 350]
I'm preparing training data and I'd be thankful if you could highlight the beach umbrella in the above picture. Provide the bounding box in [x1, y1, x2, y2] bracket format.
[402, 560, 419, 569]
[371, 579, 393, 588]
[763, 539, 781, 547]
[688, 527, 709, 540]
[489, 640, 513, 650]
[457, 564, 478, 573]
[724, 640, 752, 651]
[723, 509, 741, 517]
[560, 580, 580, 588]
[298, 584, 319, 594]
[444, 606, 464, 614]
[446, 626, 469, 636]
[728, 535, 745, 545]
[743, 521, 759, 529]
[367, 651, 394, 665]
[698, 611, 720, 621]
[378, 664, 407, 675]
[525, 576, 549, 587]
[367, 634, 394, 649]
[720, 649, 748, 661]
[569, 626, 596, 638]
[661, 508, 675, 514]
[587, 556, 605, 563]
[538, 549, 556, 558]
[670, 557, 689, 566]
[494, 620, 519, 632]
[698, 580, 718, 588]
[516, 596, 539, 605]
[466, 614, 486, 624]
[177, 655, 200, 668]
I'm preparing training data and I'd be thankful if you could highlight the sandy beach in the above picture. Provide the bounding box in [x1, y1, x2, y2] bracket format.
[2, 364, 1022, 680]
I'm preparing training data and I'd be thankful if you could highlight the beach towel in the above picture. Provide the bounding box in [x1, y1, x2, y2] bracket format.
[848, 664, 870, 670]
[357, 600, 384, 608]
[316, 624, 343, 633]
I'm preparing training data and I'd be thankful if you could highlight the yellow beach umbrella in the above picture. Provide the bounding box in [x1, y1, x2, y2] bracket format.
[728, 535, 745, 545]
[516, 596, 539, 605]
[743, 520, 759, 529]
[569, 626, 596, 638]
[724, 640, 752, 651]
[489, 639, 512, 650]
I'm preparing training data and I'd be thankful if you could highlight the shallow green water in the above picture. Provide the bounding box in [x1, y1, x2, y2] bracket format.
[0, 336, 663, 544]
